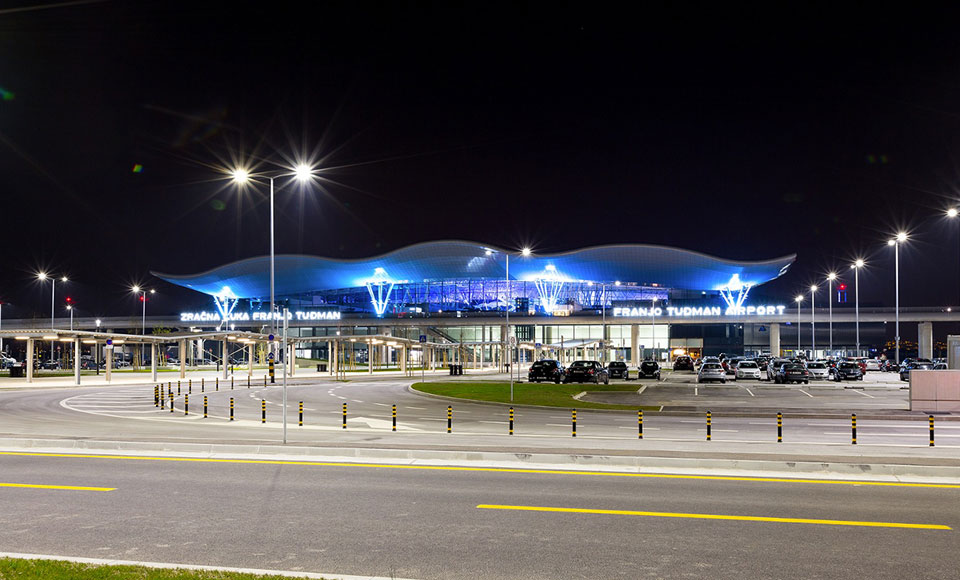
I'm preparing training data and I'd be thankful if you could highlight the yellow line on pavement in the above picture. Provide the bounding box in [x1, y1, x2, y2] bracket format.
[0, 482, 114, 492]
[477, 504, 953, 530]
[0, 451, 957, 489]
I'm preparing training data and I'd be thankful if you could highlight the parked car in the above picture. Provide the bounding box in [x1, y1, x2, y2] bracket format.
[805, 361, 830, 380]
[831, 361, 863, 382]
[606, 361, 629, 380]
[697, 362, 727, 384]
[563, 360, 609, 384]
[725, 358, 742, 375]
[79, 359, 100, 370]
[765, 358, 792, 381]
[528, 359, 564, 383]
[735, 360, 762, 380]
[899, 359, 934, 381]
[863, 359, 881, 372]
[637, 361, 661, 380]
[673, 355, 695, 371]
[774, 363, 810, 384]
[0, 354, 16, 369]
[39, 360, 62, 370]
[933, 362, 947, 370]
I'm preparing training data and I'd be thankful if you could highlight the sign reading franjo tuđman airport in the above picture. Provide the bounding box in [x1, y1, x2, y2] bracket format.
[613, 304, 787, 317]
[180, 311, 342, 322]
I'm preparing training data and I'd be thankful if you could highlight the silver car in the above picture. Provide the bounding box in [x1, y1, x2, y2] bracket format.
[806, 361, 830, 380]
[697, 362, 727, 384]
[735, 360, 762, 380]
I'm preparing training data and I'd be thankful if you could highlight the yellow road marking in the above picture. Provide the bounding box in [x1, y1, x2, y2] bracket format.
[0, 482, 114, 492]
[477, 504, 952, 530]
[0, 451, 957, 489]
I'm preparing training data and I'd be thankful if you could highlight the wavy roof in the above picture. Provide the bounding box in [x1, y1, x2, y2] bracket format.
[153, 240, 795, 298]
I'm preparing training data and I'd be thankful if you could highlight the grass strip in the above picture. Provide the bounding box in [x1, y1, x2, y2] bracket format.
[412, 381, 657, 410]
[0, 557, 322, 579]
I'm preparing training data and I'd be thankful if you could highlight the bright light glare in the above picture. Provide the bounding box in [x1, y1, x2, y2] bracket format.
[150, 289, 156, 294]
[37, 272, 47, 281]
[887, 239, 896, 246]
[810, 285, 818, 292]
[795, 295, 804, 302]
[896, 231, 907, 242]
[131, 285, 140, 293]
[231, 168, 250, 183]
[855, 259, 865, 268]
[294, 164, 313, 182]
[485, 250, 492, 256]
[60, 276, 68, 282]
[948, 208, 958, 218]
[827, 272, 836, 280]
[521, 248, 532, 256]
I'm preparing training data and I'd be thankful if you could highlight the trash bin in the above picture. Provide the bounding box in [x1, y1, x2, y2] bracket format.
[457, 364, 464, 375]
[449, 364, 455, 376]
[317, 363, 327, 372]
[9, 364, 24, 378]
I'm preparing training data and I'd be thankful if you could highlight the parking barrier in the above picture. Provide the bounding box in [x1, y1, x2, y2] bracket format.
[509, 407, 514, 435]
[299, 401, 303, 427]
[706, 411, 712, 441]
[447, 406, 452, 433]
[930, 415, 935, 447]
[160, 388, 165, 410]
[342, 403, 347, 429]
[261, 399, 266, 423]
[169, 392, 173, 413]
[392, 404, 397, 432]
[189, 379, 192, 393]
[638, 409, 643, 439]
[777, 412, 783, 443]
[851, 413, 857, 445]
[269, 359, 275, 383]
[154, 386, 159, 407]
[177, 381, 181, 396]
[572, 409, 577, 437]
[184, 394, 189, 416]
[247, 376, 250, 388]
[264, 375, 267, 387]
[204, 396, 208, 418]
[229, 397, 234, 421]
[215, 377, 219, 391]
[231, 377, 234, 390]
[201, 378, 204, 392]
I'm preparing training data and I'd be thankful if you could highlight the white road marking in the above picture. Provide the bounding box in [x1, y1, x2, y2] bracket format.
[798, 389, 814, 398]
[852, 390, 875, 398]
[405, 406, 426, 410]
[745, 388, 755, 397]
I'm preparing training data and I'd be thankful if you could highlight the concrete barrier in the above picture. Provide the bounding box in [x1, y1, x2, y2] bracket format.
[910, 370, 960, 412]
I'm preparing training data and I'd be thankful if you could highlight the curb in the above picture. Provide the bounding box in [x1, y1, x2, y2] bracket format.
[1, 438, 958, 484]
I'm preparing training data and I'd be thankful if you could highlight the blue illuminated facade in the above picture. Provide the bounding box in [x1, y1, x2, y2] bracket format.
[154, 241, 795, 317]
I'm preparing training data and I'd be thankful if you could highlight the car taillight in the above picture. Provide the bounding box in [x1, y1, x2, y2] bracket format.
[588, 369, 594, 374]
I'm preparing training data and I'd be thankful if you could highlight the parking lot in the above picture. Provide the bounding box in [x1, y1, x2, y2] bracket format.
[583, 369, 912, 412]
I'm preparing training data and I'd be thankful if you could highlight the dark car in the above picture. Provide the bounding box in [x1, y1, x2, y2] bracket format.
[38, 360, 62, 370]
[673, 355, 695, 371]
[606, 361, 629, 380]
[774, 363, 809, 384]
[563, 360, 609, 384]
[831, 361, 863, 382]
[528, 359, 564, 383]
[899, 359, 934, 381]
[638, 361, 661, 380]
[765, 358, 792, 381]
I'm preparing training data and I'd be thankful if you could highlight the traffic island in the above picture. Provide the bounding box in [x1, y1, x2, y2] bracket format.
[411, 381, 660, 410]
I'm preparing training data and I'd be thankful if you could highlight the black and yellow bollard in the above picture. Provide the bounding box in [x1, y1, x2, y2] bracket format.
[261, 399, 266, 423]
[189, 379, 192, 393]
[201, 378, 204, 392]
[169, 392, 174, 413]
[706, 410, 712, 441]
[299, 401, 303, 427]
[929, 415, 935, 447]
[203, 395, 208, 418]
[177, 381, 181, 396]
[247, 376, 250, 388]
[160, 387, 165, 409]
[269, 358, 275, 384]
[572, 409, 577, 437]
[342, 403, 347, 429]
[184, 394, 189, 416]
[447, 405, 452, 433]
[154, 386, 159, 407]
[777, 412, 783, 443]
[231, 377, 234, 390]
[851, 413, 857, 445]
[215, 377, 219, 391]
[264, 375, 267, 387]
[638, 409, 643, 439]
[392, 404, 397, 432]
[229, 397, 234, 421]
[509, 407, 515, 435]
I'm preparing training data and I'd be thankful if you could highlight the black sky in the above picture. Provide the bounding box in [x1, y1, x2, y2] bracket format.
[2, 1, 960, 324]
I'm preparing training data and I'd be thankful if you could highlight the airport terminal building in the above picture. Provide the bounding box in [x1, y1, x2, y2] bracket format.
[143, 240, 930, 365]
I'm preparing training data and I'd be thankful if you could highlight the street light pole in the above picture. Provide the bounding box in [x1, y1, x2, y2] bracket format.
[809, 285, 817, 358]
[650, 297, 657, 361]
[795, 295, 803, 355]
[827, 273, 836, 356]
[851, 260, 863, 357]
[506, 252, 511, 401]
[889, 233, 907, 364]
[282, 306, 288, 444]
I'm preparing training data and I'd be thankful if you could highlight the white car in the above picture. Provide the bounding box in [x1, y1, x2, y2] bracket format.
[864, 359, 880, 372]
[735, 360, 762, 380]
[806, 361, 830, 380]
[0, 354, 16, 369]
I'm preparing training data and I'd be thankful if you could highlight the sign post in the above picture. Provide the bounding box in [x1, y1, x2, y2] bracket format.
[419, 335, 427, 382]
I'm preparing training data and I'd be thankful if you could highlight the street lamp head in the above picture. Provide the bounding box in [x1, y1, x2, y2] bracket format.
[887, 239, 896, 246]
[149, 289, 156, 294]
[131, 285, 140, 293]
[60, 276, 68, 283]
[827, 272, 836, 281]
[795, 295, 804, 303]
[810, 285, 818, 293]
[948, 208, 959, 218]
[293, 164, 313, 182]
[37, 272, 47, 281]
[95, 319, 101, 326]
[854, 258, 865, 268]
[521, 247, 532, 257]
[896, 231, 907, 243]
[66, 305, 71, 310]
[231, 168, 250, 183]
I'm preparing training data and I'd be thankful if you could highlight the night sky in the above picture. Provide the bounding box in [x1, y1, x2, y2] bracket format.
[2, 1, 960, 333]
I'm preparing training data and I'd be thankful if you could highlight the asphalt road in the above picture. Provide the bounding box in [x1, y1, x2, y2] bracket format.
[0, 451, 957, 579]
[0, 374, 955, 454]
